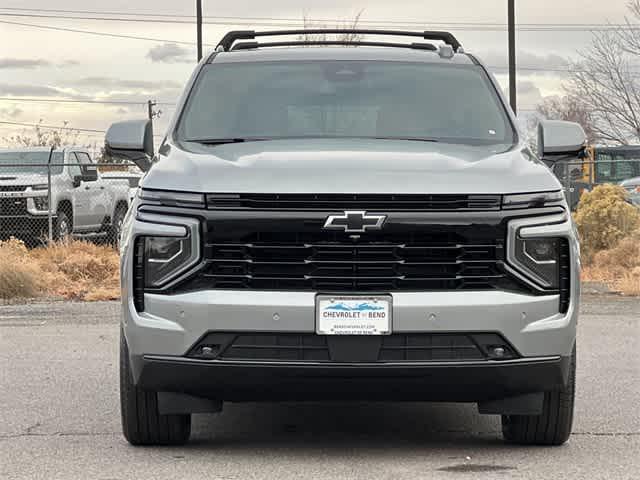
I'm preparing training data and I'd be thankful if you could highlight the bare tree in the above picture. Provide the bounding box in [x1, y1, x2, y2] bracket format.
[3, 120, 82, 148]
[298, 11, 364, 44]
[566, 2, 640, 144]
[536, 95, 599, 144]
[618, 1, 640, 55]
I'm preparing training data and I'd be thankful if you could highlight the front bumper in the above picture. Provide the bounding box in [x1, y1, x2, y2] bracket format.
[124, 288, 578, 360]
[133, 353, 571, 402]
[123, 287, 579, 402]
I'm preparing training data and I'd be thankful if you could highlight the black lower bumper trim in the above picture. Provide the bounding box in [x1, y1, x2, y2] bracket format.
[0, 215, 52, 237]
[133, 355, 571, 402]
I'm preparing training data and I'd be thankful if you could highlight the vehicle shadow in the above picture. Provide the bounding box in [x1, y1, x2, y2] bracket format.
[185, 401, 508, 450]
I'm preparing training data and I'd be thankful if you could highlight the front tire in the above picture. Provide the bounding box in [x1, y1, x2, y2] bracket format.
[53, 210, 71, 241]
[109, 206, 127, 247]
[502, 346, 576, 446]
[120, 331, 191, 446]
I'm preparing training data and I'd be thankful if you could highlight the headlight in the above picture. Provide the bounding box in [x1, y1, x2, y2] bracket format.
[502, 191, 564, 209]
[33, 196, 49, 211]
[139, 189, 205, 208]
[512, 236, 560, 288]
[134, 214, 201, 289]
[144, 236, 196, 287]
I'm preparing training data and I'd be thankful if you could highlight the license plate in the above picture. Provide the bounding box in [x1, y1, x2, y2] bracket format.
[0, 192, 26, 198]
[316, 295, 391, 335]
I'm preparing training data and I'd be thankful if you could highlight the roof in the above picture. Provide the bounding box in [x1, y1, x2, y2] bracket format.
[211, 46, 475, 66]
[0, 146, 88, 153]
[0, 146, 53, 153]
[595, 145, 640, 152]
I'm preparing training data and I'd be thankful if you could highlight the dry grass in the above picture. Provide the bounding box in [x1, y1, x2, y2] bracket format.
[581, 229, 640, 295]
[0, 238, 120, 301]
[0, 238, 43, 299]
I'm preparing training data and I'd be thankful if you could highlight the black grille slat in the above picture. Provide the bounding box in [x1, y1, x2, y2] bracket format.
[200, 236, 503, 291]
[206, 193, 502, 211]
[188, 332, 517, 362]
[558, 238, 571, 313]
[133, 238, 145, 311]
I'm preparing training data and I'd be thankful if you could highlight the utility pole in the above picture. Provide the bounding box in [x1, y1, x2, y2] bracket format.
[147, 100, 157, 123]
[196, 0, 203, 62]
[508, 0, 517, 114]
[147, 100, 160, 156]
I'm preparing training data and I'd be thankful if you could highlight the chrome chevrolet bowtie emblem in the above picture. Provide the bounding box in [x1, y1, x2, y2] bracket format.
[323, 210, 387, 233]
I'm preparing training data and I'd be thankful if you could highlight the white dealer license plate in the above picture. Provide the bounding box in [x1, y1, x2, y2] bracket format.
[316, 295, 391, 335]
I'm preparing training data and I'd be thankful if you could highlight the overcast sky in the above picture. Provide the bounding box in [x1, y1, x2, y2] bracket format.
[0, 0, 632, 147]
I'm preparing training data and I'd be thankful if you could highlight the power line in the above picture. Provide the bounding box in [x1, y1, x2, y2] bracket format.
[0, 6, 634, 29]
[0, 120, 104, 133]
[0, 19, 214, 46]
[0, 120, 165, 138]
[0, 11, 636, 32]
[0, 97, 176, 106]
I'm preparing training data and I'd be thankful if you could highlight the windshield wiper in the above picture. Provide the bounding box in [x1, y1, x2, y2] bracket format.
[186, 136, 440, 144]
[372, 136, 439, 143]
[186, 137, 270, 145]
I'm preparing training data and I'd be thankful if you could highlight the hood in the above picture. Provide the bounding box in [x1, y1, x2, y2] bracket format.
[0, 173, 49, 186]
[143, 139, 561, 195]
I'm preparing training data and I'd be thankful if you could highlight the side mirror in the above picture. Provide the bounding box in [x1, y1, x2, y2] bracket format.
[537, 120, 587, 159]
[72, 176, 82, 188]
[81, 164, 98, 182]
[105, 119, 154, 172]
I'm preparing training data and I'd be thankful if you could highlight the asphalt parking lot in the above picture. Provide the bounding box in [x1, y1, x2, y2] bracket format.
[1, 295, 638, 480]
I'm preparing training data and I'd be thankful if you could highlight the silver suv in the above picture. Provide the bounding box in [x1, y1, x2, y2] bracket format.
[106, 30, 584, 446]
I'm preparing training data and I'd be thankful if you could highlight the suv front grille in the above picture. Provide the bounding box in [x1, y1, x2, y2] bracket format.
[0, 197, 28, 216]
[187, 332, 518, 362]
[197, 230, 505, 291]
[206, 193, 502, 211]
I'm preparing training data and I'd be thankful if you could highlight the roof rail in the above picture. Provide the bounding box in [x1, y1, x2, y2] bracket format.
[216, 29, 462, 53]
[232, 40, 437, 52]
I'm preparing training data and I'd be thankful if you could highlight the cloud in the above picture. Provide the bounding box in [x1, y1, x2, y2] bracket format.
[57, 60, 81, 67]
[0, 58, 79, 69]
[0, 80, 180, 109]
[0, 58, 51, 69]
[146, 43, 194, 64]
[476, 50, 571, 76]
[0, 83, 64, 97]
[501, 80, 544, 111]
[73, 76, 182, 91]
[0, 107, 23, 118]
[517, 80, 542, 96]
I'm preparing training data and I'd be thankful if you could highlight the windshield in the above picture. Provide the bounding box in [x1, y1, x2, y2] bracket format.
[177, 60, 515, 146]
[594, 151, 640, 183]
[0, 151, 64, 175]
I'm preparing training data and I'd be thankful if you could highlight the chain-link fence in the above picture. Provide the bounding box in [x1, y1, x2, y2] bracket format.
[551, 159, 640, 210]
[0, 148, 141, 247]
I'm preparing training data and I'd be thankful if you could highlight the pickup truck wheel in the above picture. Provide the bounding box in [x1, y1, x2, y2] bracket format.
[109, 206, 127, 247]
[54, 211, 71, 241]
[501, 346, 576, 446]
[120, 331, 191, 446]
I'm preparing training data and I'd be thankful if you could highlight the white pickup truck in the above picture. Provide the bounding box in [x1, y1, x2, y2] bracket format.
[0, 147, 132, 243]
